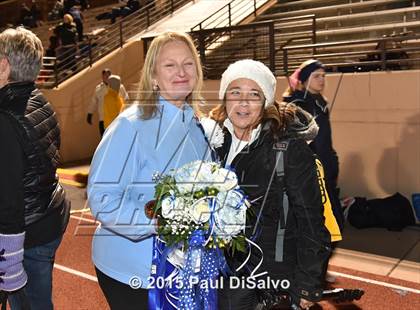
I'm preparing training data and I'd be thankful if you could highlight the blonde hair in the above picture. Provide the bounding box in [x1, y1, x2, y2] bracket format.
[63, 14, 74, 24]
[137, 31, 204, 119]
[0, 27, 43, 82]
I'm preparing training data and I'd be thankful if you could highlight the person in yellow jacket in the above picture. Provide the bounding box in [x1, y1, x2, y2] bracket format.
[87, 69, 129, 136]
[315, 158, 342, 242]
[103, 75, 125, 130]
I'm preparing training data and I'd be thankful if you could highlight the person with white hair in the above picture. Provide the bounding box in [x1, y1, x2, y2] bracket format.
[210, 59, 340, 310]
[0, 27, 70, 310]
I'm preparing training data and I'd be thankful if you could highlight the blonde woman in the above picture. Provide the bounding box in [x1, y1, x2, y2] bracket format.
[87, 31, 211, 309]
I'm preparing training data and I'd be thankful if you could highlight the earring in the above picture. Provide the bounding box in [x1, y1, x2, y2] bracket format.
[152, 80, 159, 92]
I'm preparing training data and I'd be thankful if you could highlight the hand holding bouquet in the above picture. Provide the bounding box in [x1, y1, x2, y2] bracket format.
[146, 161, 249, 310]
[147, 160, 248, 252]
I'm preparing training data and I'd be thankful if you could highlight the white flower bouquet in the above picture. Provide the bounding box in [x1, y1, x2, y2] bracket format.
[146, 161, 252, 309]
[146, 161, 248, 252]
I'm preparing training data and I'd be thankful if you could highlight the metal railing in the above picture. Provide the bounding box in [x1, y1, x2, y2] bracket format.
[143, 23, 419, 79]
[282, 33, 420, 75]
[146, 15, 316, 78]
[144, 21, 276, 79]
[272, 14, 317, 54]
[37, 0, 194, 88]
[190, 0, 268, 31]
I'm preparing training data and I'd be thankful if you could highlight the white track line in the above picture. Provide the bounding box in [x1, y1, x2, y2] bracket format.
[64, 219, 420, 294]
[53, 262, 420, 295]
[329, 271, 420, 294]
[54, 263, 98, 282]
[70, 215, 97, 224]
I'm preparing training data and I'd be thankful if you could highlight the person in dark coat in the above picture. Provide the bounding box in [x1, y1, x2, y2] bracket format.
[283, 59, 344, 230]
[53, 14, 78, 72]
[68, 5, 84, 41]
[0, 27, 70, 310]
[209, 59, 339, 310]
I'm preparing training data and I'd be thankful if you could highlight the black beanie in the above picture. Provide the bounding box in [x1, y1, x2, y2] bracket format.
[298, 60, 325, 83]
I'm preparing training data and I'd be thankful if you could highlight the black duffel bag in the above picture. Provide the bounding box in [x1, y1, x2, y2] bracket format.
[347, 192, 415, 231]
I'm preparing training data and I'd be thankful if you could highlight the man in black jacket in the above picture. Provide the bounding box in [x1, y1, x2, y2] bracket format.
[0, 27, 70, 310]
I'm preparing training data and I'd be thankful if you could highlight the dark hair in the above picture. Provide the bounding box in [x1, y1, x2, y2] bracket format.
[102, 68, 111, 74]
[210, 100, 298, 138]
[299, 60, 325, 83]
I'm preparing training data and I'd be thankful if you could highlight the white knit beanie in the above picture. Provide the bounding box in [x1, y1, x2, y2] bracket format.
[219, 59, 277, 107]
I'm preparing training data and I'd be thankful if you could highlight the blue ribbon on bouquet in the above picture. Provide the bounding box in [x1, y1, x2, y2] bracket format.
[149, 198, 229, 310]
[149, 237, 180, 310]
[178, 230, 220, 310]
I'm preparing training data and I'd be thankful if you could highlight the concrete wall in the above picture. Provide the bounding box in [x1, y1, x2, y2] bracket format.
[43, 39, 144, 163]
[322, 70, 420, 200]
[203, 71, 420, 200]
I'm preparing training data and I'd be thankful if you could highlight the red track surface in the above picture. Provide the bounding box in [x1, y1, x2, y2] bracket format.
[50, 215, 420, 310]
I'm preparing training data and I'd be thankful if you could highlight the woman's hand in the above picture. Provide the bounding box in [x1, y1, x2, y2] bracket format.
[299, 298, 314, 309]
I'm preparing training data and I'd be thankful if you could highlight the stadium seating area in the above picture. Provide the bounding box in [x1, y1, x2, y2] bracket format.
[2, 0, 418, 86]
[257, 0, 420, 72]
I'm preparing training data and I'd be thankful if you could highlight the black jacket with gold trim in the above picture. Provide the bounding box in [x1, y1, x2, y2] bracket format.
[215, 110, 332, 302]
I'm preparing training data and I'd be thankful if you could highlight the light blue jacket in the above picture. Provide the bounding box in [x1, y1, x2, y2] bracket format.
[88, 97, 211, 287]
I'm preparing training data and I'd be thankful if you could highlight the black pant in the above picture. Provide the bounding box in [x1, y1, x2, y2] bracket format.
[218, 278, 258, 310]
[95, 267, 148, 310]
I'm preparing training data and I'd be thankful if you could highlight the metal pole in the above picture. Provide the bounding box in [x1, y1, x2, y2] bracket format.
[88, 38, 92, 67]
[312, 15, 317, 55]
[54, 57, 58, 87]
[380, 40, 387, 70]
[143, 38, 149, 60]
[283, 49, 288, 76]
[198, 31, 206, 74]
[228, 3, 231, 27]
[119, 22, 123, 48]
[254, 0, 257, 17]
[269, 22, 275, 73]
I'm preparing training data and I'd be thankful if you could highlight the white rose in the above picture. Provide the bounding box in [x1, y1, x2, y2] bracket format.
[161, 197, 174, 219]
[177, 183, 194, 194]
[200, 117, 224, 149]
[214, 169, 238, 192]
[161, 197, 185, 219]
[214, 207, 246, 238]
[190, 198, 211, 224]
[213, 190, 247, 238]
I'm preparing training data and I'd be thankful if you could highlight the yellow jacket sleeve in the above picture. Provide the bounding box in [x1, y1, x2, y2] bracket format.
[315, 159, 342, 242]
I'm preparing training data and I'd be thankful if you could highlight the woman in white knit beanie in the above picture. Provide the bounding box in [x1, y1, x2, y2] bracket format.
[209, 59, 339, 310]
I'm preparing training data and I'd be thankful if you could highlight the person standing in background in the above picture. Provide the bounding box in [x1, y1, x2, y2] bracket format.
[102, 75, 125, 130]
[53, 14, 77, 72]
[283, 59, 344, 230]
[68, 4, 84, 41]
[0, 27, 70, 310]
[87, 68, 129, 136]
